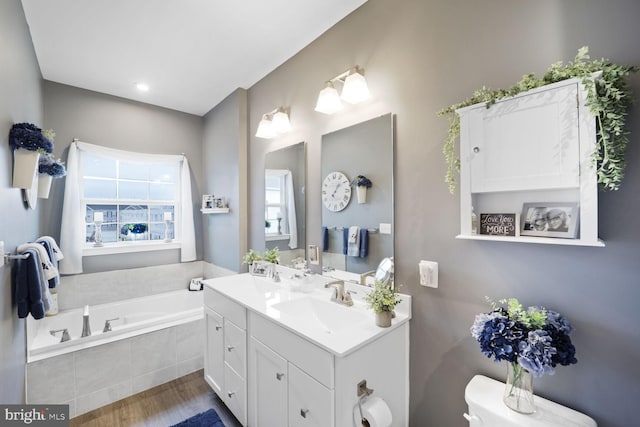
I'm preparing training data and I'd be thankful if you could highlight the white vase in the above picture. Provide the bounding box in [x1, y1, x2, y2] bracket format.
[375, 310, 393, 327]
[37, 173, 53, 198]
[356, 186, 367, 204]
[12, 149, 40, 189]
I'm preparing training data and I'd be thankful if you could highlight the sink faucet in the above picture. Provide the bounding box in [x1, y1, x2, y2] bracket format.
[50, 328, 70, 342]
[324, 280, 353, 307]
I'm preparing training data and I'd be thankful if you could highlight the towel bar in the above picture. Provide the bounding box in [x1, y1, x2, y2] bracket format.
[1, 240, 30, 266]
[327, 226, 378, 234]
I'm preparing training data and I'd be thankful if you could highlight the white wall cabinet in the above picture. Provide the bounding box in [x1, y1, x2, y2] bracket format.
[204, 289, 247, 425]
[457, 76, 603, 246]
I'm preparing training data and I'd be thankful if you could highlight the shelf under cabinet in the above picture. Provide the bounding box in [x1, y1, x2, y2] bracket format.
[456, 234, 605, 247]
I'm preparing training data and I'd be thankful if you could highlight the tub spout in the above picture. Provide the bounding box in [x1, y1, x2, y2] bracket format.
[81, 305, 91, 337]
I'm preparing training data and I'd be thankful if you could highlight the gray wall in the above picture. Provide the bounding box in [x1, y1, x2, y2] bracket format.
[40, 81, 204, 272]
[0, 0, 43, 404]
[246, 1, 640, 426]
[202, 89, 248, 272]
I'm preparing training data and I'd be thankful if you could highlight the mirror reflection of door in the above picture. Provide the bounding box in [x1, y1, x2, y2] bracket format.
[321, 114, 394, 276]
[264, 142, 306, 267]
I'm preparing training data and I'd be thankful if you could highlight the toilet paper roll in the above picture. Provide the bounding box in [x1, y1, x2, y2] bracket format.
[353, 396, 393, 427]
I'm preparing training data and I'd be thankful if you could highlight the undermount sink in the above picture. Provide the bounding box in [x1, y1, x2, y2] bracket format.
[271, 297, 370, 333]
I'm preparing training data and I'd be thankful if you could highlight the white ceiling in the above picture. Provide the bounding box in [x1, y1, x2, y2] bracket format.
[21, 0, 367, 116]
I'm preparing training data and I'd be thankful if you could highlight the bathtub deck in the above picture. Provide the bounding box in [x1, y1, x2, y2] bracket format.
[70, 370, 241, 427]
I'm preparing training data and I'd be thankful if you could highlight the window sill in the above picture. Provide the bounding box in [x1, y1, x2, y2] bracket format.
[83, 241, 181, 256]
[265, 234, 290, 242]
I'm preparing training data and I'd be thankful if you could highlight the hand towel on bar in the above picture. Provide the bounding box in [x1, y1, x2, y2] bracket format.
[37, 240, 59, 289]
[342, 228, 349, 255]
[347, 226, 360, 257]
[17, 243, 58, 281]
[359, 228, 369, 258]
[36, 236, 64, 261]
[14, 249, 49, 319]
[321, 226, 328, 252]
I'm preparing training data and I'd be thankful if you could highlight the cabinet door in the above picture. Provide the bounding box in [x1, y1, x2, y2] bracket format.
[204, 307, 224, 396]
[224, 319, 246, 378]
[224, 362, 247, 426]
[467, 82, 580, 193]
[249, 337, 288, 427]
[288, 363, 334, 427]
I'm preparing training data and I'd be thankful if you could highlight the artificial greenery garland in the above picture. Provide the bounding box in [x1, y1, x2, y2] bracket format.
[438, 47, 637, 193]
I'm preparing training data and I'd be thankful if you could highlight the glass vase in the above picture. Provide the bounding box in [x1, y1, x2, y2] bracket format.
[503, 362, 536, 414]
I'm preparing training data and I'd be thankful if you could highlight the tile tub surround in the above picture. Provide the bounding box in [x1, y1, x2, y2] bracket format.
[57, 261, 235, 311]
[26, 319, 204, 418]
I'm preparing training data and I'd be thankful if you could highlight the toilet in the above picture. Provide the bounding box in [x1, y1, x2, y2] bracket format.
[464, 375, 597, 426]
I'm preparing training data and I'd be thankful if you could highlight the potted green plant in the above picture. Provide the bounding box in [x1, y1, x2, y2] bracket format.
[37, 153, 66, 198]
[8, 123, 55, 189]
[350, 175, 372, 204]
[364, 280, 402, 327]
[263, 247, 280, 264]
[438, 47, 637, 193]
[242, 249, 263, 274]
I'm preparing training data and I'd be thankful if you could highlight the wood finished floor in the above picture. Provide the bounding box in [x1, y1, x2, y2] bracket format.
[70, 370, 242, 427]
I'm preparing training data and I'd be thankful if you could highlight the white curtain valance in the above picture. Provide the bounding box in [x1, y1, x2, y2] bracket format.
[59, 141, 196, 275]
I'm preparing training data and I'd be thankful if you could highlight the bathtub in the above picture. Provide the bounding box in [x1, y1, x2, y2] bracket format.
[27, 289, 204, 363]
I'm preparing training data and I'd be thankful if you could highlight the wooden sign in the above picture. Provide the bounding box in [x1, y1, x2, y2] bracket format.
[479, 213, 516, 236]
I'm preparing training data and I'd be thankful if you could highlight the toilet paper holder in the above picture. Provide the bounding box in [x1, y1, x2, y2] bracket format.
[357, 379, 374, 398]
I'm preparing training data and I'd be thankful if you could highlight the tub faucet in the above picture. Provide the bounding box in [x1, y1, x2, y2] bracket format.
[103, 317, 120, 333]
[324, 280, 353, 307]
[50, 328, 70, 342]
[81, 305, 91, 337]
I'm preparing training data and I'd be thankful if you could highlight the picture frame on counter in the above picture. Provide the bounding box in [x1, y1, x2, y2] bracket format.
[520, 202, 579, 239]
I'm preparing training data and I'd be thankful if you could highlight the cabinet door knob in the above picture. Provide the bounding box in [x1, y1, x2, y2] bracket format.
[473, 146, 480, 153]
[215, 325, 222, 331]
[300, 409, 309, 418]
[228, 391, 235, 398]
[276, 372, 285, 381]
[227, 345, 234, 352]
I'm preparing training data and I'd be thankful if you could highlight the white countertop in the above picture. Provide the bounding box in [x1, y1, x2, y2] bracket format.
[202, 269, 411, 357]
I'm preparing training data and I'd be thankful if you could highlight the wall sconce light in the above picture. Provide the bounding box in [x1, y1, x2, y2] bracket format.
[255, 107, 291, 139]
[314, 66, 371, 115]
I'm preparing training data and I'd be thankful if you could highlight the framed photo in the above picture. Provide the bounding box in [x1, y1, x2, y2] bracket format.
[214, 197, 226, 209]
[202, 194, 214, 210]
[521, 202, 579, 239]
[249, 260, 271, 277]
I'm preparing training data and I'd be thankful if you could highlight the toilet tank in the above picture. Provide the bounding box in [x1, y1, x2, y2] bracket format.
[464, 375, 597, 427]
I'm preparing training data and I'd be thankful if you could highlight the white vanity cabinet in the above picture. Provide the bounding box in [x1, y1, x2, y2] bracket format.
[204, 288, 247, 425]
[457, 76, 603, 246]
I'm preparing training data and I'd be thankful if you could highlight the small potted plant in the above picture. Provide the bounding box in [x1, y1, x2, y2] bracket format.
[263, 247, 280, 264]
[242, 249, 263, 274]
[364, 279, 402, 327]
[37, 153, 66, 198]
[350, 175, 372, 204]
[8, 123, 55, 189]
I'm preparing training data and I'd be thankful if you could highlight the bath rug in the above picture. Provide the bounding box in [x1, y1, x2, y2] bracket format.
[170, 408, 225, 427]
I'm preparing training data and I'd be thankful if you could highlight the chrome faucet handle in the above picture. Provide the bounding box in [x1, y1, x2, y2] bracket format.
[324, 280, 345, 302]
[343, 291, 354, 307]
[50, 328, 71, 342]
[103, 317, 120, 333]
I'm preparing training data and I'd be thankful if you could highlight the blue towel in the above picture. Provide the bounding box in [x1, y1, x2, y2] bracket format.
[342, 228, 349, 255]
[321, 226, 328, 252]
[359, 228, 369, 258]
[14, 249, 47, 319]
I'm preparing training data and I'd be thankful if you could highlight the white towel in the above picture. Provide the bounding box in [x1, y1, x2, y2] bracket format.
[17, 243, 58, 281]
[347, 226, 360, 257]
[36, 236, 64, 261]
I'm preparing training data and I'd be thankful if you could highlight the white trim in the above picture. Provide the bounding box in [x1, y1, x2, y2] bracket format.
[265, 234, 291, 242]
[83, 241, 182, 256]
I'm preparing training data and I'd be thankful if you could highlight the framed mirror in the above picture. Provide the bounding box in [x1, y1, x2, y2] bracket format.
[264, 142, 306, 267]
[321, 114, 394, 282]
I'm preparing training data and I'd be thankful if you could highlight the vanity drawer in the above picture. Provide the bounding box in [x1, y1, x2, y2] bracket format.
[248, 311, 334, 389]
[224, 362, 246, 426]
[224, 318, 246, 378]
[205, 287, 246, 329]
[288, 363, 334, 427]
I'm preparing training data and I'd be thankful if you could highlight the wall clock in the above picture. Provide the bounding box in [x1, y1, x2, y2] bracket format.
[322, 171, 351, 212]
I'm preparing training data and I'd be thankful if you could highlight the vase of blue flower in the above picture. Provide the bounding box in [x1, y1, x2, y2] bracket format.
[37, 153, 66, 198]
[8, 123, 54, 189]
[471, 297, 577, 414]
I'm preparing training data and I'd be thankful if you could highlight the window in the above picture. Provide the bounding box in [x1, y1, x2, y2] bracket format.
[81, 153, 180, 245]
[59, 141, 196, 275]
[265, 172, 288, 237]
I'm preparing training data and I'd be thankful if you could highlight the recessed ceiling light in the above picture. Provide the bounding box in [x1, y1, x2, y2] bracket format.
[136, 83, 149, 92]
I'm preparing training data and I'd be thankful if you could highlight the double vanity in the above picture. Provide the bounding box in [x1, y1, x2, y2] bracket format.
[202, 269, 411, 427]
